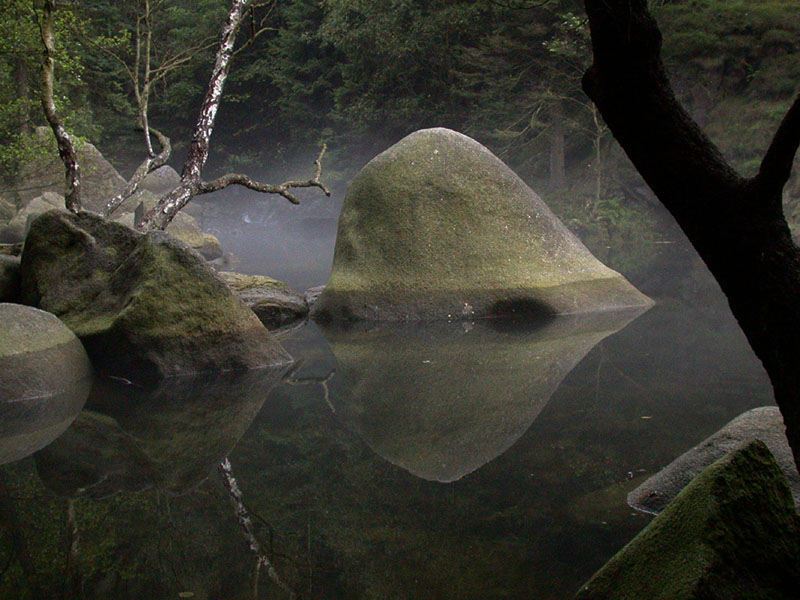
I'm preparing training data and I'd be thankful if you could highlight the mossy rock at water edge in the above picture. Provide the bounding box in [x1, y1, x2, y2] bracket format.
[574, 440, 800, 600]
[0, 303, 91, 464]
[20, 211, 291, 383]
[314, 128, 652, 322]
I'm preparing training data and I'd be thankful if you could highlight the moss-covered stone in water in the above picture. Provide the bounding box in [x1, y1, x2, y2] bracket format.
[574, 440, 800, 600]
[314, 128, 652, 321]
[219, 271, 309, 329]
[20, 211, 291, 383]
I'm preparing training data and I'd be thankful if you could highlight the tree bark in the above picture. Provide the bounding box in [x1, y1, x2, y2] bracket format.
[38, 0, 81, 213]
[582, 0, 800, 470]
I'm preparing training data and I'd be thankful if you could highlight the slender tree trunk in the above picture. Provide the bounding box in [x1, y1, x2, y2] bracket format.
[38, 0, 81, 213]
[582, 0, 800, 470]
[548, 101, 566, 191]
[139, 0, 250, 231]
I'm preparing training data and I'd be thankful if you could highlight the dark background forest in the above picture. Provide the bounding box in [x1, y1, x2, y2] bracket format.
[2, 0, 800, 289]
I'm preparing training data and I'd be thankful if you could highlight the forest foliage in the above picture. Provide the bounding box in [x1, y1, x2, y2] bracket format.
[1, 0, 799, 251]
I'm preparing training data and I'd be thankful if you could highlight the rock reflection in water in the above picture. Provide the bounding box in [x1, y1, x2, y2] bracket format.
[41, 366, 289, 496]
[319, 308, 647, 482]
[0, 381, 90, 466]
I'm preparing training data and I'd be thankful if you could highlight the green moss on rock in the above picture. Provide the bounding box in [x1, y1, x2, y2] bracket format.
[574, 440, 800, 600]
[20, 211, 291, 383]
[314, 128, 652, 321]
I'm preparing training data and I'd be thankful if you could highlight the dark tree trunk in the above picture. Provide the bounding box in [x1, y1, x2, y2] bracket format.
[582, 0, 800, 470]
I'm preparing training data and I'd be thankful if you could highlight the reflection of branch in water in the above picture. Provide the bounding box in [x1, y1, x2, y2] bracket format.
[286, 369, 337, 413]
[218, 458, 296, 599]
[62, 499, 83, 597]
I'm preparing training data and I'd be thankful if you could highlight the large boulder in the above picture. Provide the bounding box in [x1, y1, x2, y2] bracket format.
[0, 303, 92, 464]
[0, 193, 66, 243]
[141, 165, 180, 196]
[219, 271, 308, 329]
[314, 128, 652, 322]
[13, 127, 126, 213]
[575, 440, 800, 600]
[20, 211, 292, 383]
[629, 406, 800, 513]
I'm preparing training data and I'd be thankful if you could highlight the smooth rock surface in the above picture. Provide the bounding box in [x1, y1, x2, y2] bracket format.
[219, 271, 308, 329]
[314, 128, 652, 322]
[575, 440, 800, 600]
[322, 308, 645, 482]
[20, 211, 291, 383]
[629, 406, 800, 513]
[0, 303, 92, 464]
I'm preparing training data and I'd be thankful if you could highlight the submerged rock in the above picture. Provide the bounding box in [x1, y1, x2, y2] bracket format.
[321, 308, 645, 482]
[219, 271, 308, 329]
[20, 211, 291, 383]
[575, 440, 800, 600]
[0, 303, 91, 464]
[628, 406, 800, 513]
[314, 128, 651, 322]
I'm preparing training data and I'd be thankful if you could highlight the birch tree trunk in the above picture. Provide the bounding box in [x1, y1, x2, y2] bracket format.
[38, 0, 81, 213]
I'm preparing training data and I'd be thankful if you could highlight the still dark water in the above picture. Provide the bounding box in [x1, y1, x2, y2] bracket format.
[0, 196, 775, 599]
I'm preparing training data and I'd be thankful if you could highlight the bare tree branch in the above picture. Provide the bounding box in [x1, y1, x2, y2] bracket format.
[198, 144, 331, 203]
[103, 126, 171, 217]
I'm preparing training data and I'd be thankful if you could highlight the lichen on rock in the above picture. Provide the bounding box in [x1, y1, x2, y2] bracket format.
[314, 128, 652, 322]
[20, 211, 291, 383]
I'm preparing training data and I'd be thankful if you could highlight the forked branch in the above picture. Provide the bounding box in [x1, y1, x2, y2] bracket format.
[198, 144, 331, 204]
[756, 91, 800, 197]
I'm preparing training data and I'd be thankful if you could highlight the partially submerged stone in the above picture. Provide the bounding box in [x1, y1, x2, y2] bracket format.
[322, 308, 644, 482]
[0, 303, 91, 464]
[629, 406, 800, 513]
[219, 271, 308, 329]
[20, 211, 291, 383]
[314, 128, 652, 322]
[575, 440, 800, 600]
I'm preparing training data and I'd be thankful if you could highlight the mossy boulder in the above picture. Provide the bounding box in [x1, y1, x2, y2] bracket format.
[574, 440, 800, 600]
[19, 211, 291, 383]
[219, 271, 308, 329]
[314, 128, 652, 322]
[629, 406, 800, 513]
[0, 303, 92, 464]
[321, 308, 645, 482]
[13, 127, 126, 213]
